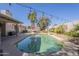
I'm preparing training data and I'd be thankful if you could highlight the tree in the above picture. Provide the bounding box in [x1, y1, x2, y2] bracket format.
[27, 11, 37, 30]
[37, 16, 50, 30]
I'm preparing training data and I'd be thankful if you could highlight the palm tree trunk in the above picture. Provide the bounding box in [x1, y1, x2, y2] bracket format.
[31, 22, 35, 31]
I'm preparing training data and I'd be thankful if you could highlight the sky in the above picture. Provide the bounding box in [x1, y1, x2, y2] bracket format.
[0, 3, 79, 26]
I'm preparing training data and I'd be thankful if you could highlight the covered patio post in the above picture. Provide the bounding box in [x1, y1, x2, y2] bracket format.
[0, 27, 3, 56]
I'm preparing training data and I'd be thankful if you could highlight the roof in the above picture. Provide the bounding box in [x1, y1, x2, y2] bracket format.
[0, 13, 23, 24]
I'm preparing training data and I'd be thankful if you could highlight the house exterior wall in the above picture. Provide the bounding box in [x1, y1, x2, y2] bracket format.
[18, 24, 26, 33]
[5, 23, 16, 36]
[4, 23, 26, 36]
[0, 10, 26, 37]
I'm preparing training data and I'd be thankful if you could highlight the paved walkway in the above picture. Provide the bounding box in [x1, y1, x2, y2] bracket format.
[1, 33, 30, 56]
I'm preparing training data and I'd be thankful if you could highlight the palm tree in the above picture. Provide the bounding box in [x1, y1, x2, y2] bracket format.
[38, 16, 50, 31]
[27, 10, 37, 31]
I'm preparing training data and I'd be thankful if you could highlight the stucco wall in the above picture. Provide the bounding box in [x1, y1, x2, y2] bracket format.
[18, 24, 26, 33]
[64, 23, 75, 32]
[64, 20, 79, 32]
[6, 23, 16, 36]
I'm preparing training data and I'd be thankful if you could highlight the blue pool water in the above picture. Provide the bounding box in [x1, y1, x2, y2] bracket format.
[16, 34, 63, 54]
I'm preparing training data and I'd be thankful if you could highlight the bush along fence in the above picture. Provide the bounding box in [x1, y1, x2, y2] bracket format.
[49, 24, 79, 37]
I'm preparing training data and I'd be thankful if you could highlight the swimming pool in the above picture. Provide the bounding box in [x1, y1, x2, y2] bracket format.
[16, 34, 63, 55]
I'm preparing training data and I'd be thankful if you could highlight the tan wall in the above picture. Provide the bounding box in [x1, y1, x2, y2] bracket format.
[64, 23, 74, 32]
[64, 20, 79, 32]
[6, 23, 16, 35]
[4, 23, 26, 36]
[52, 21, 79, 32]
[18, 24, 26, 33]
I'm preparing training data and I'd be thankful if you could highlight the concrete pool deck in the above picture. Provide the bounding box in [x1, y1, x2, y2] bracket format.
[1, 32, 79, 56]
[2, 33, 30, 56]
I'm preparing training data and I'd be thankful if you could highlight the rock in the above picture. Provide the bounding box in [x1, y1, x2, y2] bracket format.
[56, 51, 67, 56]
[22, 53, 28, 56]
[64, 42, 79, 50]
[67, 52, 74, 56]
[73, 51, 78, 56]
[22, 53, 37, 56]
[66, 51, 78, 56]
[69, 37, 79, 45]
[61, 42, 79, 56]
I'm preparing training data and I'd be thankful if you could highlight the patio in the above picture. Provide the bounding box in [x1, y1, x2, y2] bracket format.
[1, 33, 30, 56]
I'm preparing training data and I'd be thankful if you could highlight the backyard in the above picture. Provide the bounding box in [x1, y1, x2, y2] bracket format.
[0, 3, 79, 56]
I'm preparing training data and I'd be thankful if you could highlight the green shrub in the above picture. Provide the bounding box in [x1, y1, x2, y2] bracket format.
[49, 25, 65, 34]
[64, 31, 79, 37]
[53, 25, 64, 34]
[74, 24, 79, 31]
[49, 28, 54, 32]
